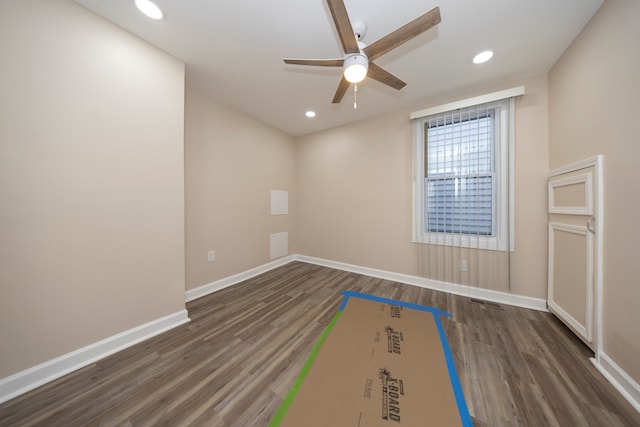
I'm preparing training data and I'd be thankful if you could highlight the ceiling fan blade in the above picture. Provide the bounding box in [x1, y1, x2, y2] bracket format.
[283, 58, 344, 67]
[363, 6, 441, 61]
[367, 62, 406, 90]
[327, 0, 360, 54]
[332, 76, 351, 103]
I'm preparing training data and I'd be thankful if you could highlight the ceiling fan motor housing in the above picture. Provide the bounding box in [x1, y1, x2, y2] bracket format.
[351, 20, 367, 40]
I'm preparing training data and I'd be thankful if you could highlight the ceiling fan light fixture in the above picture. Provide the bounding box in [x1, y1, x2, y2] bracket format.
[343, 54, 368, 83]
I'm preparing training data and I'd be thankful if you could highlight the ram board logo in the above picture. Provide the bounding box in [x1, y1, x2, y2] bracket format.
[379, 368, 405, 422]
[389, 305, 403, 318]
[385, 326, 403, 355]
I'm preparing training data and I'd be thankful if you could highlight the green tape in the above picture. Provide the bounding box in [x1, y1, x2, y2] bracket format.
[269, 309, 343, 426]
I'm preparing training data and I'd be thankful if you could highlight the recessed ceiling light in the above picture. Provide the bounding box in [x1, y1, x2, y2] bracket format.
[305, 111, 316, 118]
[473, 50, 493, 64]
[135, 0, 164, 20]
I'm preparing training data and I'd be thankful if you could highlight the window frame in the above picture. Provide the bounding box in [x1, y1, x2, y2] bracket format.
[412, 97, 516, 252]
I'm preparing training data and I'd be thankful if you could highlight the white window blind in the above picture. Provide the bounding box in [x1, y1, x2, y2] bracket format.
[425, 108, 495, 236]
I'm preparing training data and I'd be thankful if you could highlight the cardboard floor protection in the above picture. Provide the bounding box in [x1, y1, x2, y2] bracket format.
[271, 291, 472, 427]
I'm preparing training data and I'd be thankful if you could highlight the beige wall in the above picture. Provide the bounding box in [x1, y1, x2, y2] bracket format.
[184, 87, 297, 290]
[0, 0, 186, 378]
[296, 75, 549, 299]
[548, 0, 640, 382]
[296, 109, 418, 274]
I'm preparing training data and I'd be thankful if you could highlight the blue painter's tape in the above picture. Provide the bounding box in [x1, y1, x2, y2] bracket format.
[338, 292, 351, 311]
[433, 313, 474, 427]
[339, 290, 452, 317]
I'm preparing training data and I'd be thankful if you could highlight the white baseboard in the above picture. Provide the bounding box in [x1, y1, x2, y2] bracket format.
[295, 255, 548, 311]
[185, 254, 546, 311]
[185, 255, 296, 302]
[591, 354, 640, 413]
[0, 309, 190, 405]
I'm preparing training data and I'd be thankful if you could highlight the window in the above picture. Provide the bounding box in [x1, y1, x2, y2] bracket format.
[426, 109, 494, 235]
[412, 94, 517, 251]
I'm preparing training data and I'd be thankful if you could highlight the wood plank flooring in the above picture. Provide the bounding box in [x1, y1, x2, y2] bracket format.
[1, 261, 639, 426]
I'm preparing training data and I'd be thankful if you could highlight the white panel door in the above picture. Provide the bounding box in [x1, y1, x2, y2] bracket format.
[547, 161, 600, 351]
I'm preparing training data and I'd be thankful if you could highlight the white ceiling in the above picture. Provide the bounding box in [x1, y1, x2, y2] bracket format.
[74, 0, 603, 137]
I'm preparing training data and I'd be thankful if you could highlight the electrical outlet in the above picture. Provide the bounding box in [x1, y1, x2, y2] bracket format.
[458, 260, 468, 272]
[207, 250, 215, 262]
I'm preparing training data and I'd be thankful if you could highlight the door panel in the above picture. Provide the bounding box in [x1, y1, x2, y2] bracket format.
[547, 165, 597, 350]
[548, 222, 593, 342]
[548, 171, 592, 215]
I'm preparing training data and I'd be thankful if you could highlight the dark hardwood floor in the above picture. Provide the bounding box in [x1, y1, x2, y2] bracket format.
[1, 261, 638, 426]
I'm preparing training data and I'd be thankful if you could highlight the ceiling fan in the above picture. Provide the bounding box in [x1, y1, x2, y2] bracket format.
[283, 0, 441, 104]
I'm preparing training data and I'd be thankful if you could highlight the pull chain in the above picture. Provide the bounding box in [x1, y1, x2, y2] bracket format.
[353, 84, 358, 109]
